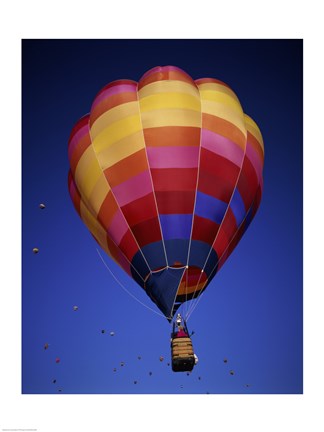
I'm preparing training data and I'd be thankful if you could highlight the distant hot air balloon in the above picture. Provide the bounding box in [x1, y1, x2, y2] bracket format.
[68, 65, 264, 322]
[44, 343, 49, 350]
[73, 305, 79, 311]
[110, 331, 115, 336]
[39, 203, 46, 209]
[33, 248, 39, 254]
[101, 329, 106, 334]
[159, 356, 164, 362]
[55, 358, 60, 364]
[230, 370, 235, 375]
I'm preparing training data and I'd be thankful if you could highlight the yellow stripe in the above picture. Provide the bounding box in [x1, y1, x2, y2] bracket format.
[92, 114, 142, 154]
[74, 149, 103, 199]
[141, 109, 201, 128]
[80, 200, 109, 252]
[138, 80, 199, 98]
[244, 114, 264, 153]
[139, 92, 200, 112]
[202, 100, 247, 138]
[91, 101, 139, 139]
[88, 174, 110, 214]
[197, 82, 240, 102]
[96, 130, 145, 169]
[199, 90, 243, 114]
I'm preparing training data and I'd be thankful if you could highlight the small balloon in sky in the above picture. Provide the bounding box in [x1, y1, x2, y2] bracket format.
[120, 361, 125, 367]
[101, 329, 106, 334]
[229, 370, 235, 375]
[159, 356, 164, 362]
[55, 358, 60, 364]
[110, 331, 115, 336]
[223, 358, 228, 363]
[52, 379, 57, 384]
[138, 356, 141, 360]
[149, 372, 152, 376]
[73, 305, 78, 311]
[134, 380, 138, 385]
[33, 248, 39, 254]
[44, 343, 49, 350]
[113, 368, 117, 372]
[39, 203, 46, 209]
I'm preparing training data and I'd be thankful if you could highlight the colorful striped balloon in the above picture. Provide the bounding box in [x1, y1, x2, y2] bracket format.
[68, 66, 264, 320]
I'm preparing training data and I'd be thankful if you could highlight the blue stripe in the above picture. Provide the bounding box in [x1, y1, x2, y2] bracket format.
[160, 214, 193, 240]
[195, 191, 228, 224]
[230, 189, 246, 226]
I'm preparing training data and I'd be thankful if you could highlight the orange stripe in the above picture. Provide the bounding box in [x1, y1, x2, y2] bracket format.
[247, 131, 264, 163]
[97, 191, 119, 229]
[139, 70, 195, 90]
[143, 126, 201, 147]
[104, 149, 148, 187]
[90, 92, 138, 126]
[69, 133, 92, 175]
[202, 113, 246, 150]
[195, 77, 231, 88]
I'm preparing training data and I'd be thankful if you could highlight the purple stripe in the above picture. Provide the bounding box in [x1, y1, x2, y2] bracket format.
[112, 170, 152, 207]
[92, 84, 138, 109]
[68, 125, 89, 160]
[147, 147, 199, 169]
[246, 140, 263, 184]
[201, 129, 244, 167]
[108, 210, 128, 244]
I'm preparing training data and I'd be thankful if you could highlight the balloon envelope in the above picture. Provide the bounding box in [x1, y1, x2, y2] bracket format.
[68, 66, 264, 320]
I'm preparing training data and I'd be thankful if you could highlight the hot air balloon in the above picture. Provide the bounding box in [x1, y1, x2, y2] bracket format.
[33, 248, 39, 254]
[68, 65, 264, 323]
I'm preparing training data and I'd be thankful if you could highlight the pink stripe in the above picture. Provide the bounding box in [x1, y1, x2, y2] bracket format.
[108, 210, 128, 245]
[246, 140, 263, 184]
[147, 147, 199, 169]
[201, 129, 244, 167]
[112, 170, 152, 207]
[68, 125, 89, 161]
[92, 84, 137, 109]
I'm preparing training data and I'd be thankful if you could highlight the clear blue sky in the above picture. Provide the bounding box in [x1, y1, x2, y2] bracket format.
[22, 39, 303, 394]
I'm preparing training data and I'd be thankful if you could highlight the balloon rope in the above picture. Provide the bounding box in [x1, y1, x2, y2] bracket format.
[185, 197, 257, 322]
[96, 248, 165, 319]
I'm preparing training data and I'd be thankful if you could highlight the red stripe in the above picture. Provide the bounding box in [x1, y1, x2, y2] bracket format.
[118, 230, 140, 261]
[151, 168, 197, 192]
[191, 215, 219, 245]
[121, 193, 158, 227]
[200, 148, 239, 188]
[155, 190, 195, 214]
[237, 155, 259, 210]
[131, 217, 162, 247]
